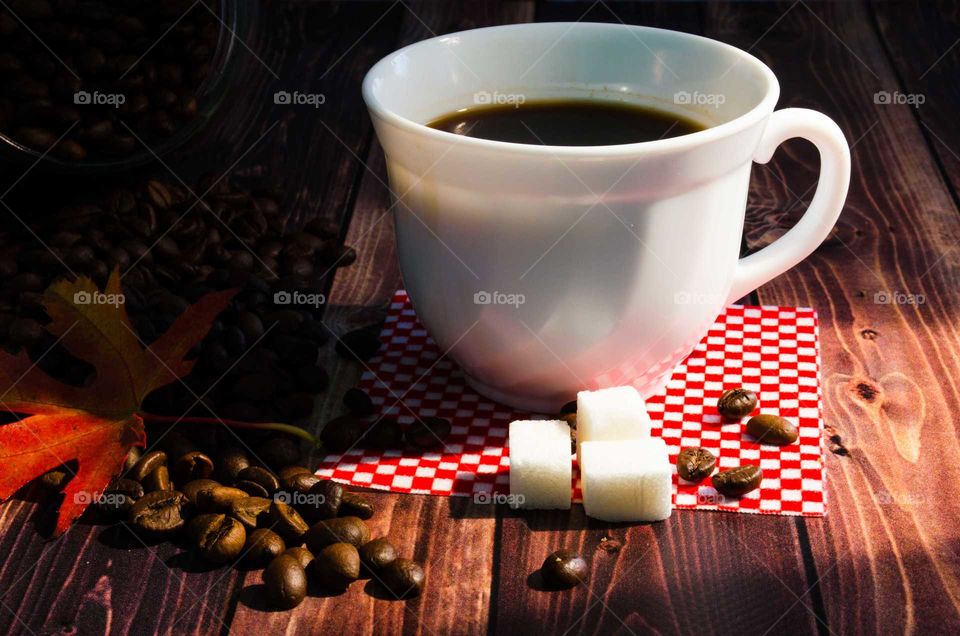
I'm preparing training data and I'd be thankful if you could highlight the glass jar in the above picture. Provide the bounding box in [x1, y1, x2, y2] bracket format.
[0, 0, 254, 173]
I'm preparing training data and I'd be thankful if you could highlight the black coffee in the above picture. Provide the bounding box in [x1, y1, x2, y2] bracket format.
[427, 99, 704, 146]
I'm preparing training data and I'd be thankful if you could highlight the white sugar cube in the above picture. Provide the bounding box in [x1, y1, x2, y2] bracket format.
[509, 420, 572, 510]
[580, 438, 672, 522]
[576, 386, 651, 462]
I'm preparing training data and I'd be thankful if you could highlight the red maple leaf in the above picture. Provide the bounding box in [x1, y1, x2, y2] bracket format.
[0, 269, 234, 536]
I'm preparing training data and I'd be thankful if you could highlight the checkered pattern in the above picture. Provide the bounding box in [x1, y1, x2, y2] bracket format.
[316, 291, 826, 517]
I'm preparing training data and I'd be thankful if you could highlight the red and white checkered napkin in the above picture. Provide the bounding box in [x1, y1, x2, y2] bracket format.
[316, 291, 826, 517]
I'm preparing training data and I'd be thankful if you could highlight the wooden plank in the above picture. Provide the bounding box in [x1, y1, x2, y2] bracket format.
[227, 2, 535, 635]
[871, 0, 960, 196]
[488, 3, 819, 636]
[0, 3, 408, 635]
[706, 1, 960, 633]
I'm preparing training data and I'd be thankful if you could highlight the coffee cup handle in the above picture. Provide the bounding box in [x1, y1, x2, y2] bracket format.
[727, 108, 851, 304]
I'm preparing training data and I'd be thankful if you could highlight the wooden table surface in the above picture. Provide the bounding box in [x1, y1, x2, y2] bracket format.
[1, 1, 959, 634]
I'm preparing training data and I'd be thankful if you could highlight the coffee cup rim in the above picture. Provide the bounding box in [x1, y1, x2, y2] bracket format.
[363, 22, 781, 156]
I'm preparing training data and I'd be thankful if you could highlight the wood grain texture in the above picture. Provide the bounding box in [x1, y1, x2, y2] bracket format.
[487, 4, 823, 635]
[228, 2, 535, 635]
[0, 3, 408, 635]
[1, 1, 959, 635]
[706, 1, 960, 633]
[871, 0, 960, 195]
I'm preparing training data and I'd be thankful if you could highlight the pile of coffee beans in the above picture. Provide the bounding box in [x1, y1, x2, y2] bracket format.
[671, 387, 801, 497]
[0, 0, 221, 162]
[320, 387, 452, 454]
[71, 431, 425, 610]
[0, 175, 358, 426]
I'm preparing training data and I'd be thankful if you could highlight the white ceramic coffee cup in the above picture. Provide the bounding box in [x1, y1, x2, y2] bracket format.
[362, 23, 849, 412]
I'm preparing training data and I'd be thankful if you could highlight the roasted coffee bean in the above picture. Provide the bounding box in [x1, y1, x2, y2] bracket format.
[237, 311, 263, 342]
[562, 412, 578, 450]
[143, 465, 172, 492]
[339, 492, 374, 520]
[231, 373, 275, 401]
[196, 485, 248, 512]
[244, 528, 286, 566]
[269, 501, 309, 542]
[215, 447, 249, 483]
[321, 414, 364, 453]
[335, 328, 381, 362]
[717, 388, 758, 420]
[53, 139, 86, 161]
[278, 466, 317, 493]
[405, 417, 451, 449]
[560, 400, 577, 414]
[333, 245, 357, 267]
[313, 543, 360, 590]
[172, 451, 214, 483]
[379, 558, 425, 599]
[746, 414, 798, 446]
[96, 477, 143, 515]
[358, 537, 397, 576]
[264, 309, 303, 334]
[541, 549, 587, 589]
[676, 447, 716, 483]
[159, 430, 197, 462]
[190, 513, 246, 564]
[228, 496, 271, 529]
[365, 418, 403, 448]
[283, 546, 314, 570]
[342, 387, 374, 416]
[129, 490, 186, 534]
[295, 364, 328, 393]
[304, 217, 339, 239]
[129, 450, 167, 482]
[9, 272, 43, 293]
[304, 516, 370, 552]
[181, 479, 219, 507]
[276, 392, 315, 420]
[145, 180, 173, 209]
[264, 554, 307, 609]
[303, 479, 342, 520]
[9, 317, 44, 344]
[13, 126, 55, 148]
[237, 466, 280, 494]
[260, 436, 301, 469]
[712, 465, 763, 497]
[235, 479, 270, 498]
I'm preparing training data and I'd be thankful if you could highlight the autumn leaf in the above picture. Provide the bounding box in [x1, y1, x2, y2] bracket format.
[0, 269, 235, 536]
